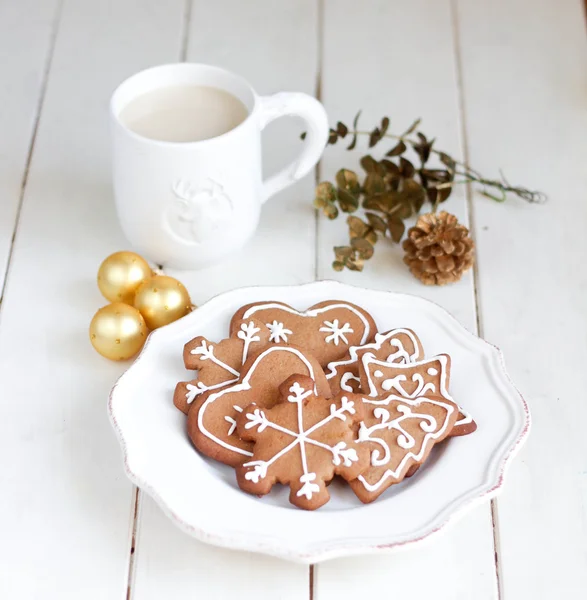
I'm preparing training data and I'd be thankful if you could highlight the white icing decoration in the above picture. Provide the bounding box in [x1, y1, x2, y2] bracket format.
[361, 353, 472, 429]
[242, 380, 359, 499]
[427, 367, 438, 376]
[237, 320, 261, 364]
[374, 370, 383, 378]
[185, 378, 239, 404]
[340, 372, 361, 392]
[266, 320, 293, 343]
[197, 346, 318, 457]
[224, 416, 237, 436]
[242, 302, 372, 345]
[357, 393, 456, 491]
[324, 328, 422, 386]
[185, 327, 260, 404]
[319, 319, 354, 345]
[190, 340, 240, 377]
[363, 354, 445, 398]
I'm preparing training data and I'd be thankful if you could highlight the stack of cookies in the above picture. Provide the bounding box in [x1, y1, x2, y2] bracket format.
[173, 300, 476, 510]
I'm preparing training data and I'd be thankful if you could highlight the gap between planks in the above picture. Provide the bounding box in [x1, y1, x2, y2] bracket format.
[124, 2, 322, 596]
[0, 0, 63, 311]
[311, 0, 324, 594]
[125, 1, 194, 596]
[449, 0, 502, 597]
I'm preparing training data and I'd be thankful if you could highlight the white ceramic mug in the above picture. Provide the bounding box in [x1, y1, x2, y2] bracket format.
[110, 63, 329, 269]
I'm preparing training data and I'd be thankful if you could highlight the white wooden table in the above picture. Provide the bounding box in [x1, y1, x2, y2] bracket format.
[1, 0, 586, 597]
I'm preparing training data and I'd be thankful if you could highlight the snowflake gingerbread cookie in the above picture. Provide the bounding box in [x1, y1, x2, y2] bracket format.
[229, 300, 377, 367]
[187, 344, 332, 467]
[235, 374, 370, 510]
[174, 318, 270, 414]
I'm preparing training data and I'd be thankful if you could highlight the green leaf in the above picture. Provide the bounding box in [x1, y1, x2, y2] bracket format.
[315, 181, 337, 204]
[336, 121, 348, 137]
[365, 212, 387, 233]
[334, 246, 353, 259]
[323, 203, 339, 219]
[368, 127, 381, 148]
[362, 196, 387, 212]
[335, 169, 361, 197]
[337, 188, 360, 212]
[360, 155, 379, 174]
[363, 172, 385, 196]
[402, 117, 421, 136]
[420, 169, 450, 182]
[403, 179, 425, 213]
[374, 191, 400, 213]
[347, 215, 370, 238]
[345, 257, 364, 272]
[400, 157, 416, 179]
[437, 186, 452, 203]
[395, 199, 414, 219]
[413, 133, 434, 165]
[351, 237, 374, 260]
[387, 216, 406, 243]
[438, 151, 456, 172]
[347, 110, 362, 150]
[386, 140, 407, 157]
[300, 131, 307, 140]
[328, 129, 339, 144]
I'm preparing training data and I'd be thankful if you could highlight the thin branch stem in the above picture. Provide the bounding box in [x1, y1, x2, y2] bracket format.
[342, 129, 546, 203]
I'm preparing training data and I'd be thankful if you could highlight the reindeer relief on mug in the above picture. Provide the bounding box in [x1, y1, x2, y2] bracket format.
[166, 178, 234, 244]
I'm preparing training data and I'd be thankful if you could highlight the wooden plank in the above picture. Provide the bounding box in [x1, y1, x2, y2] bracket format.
[315, 1, 497, 598]
[455, 0, 587, 596]
[0, 0, 60, 294]
[0, 0, 184, 597]
[130, 1, 317, 598]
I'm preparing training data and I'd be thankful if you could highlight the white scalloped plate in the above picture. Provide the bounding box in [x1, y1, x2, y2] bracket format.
[108, 281, 529, 563]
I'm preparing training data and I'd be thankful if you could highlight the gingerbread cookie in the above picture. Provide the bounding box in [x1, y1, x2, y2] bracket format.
[325, 328, 423, 395]
[174, 318, 269, 414]
[229, 300, 377, 367]
[188, 345, 332, 467]
[358, 352, 477, 436]
[236, 374, 369, 510]
[349, 390, 459, 502]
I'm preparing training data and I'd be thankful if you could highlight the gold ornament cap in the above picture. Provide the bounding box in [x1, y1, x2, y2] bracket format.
[134, 275, 192, 330]
[90, 303, 148, 360]
[97, 251, 153, 304]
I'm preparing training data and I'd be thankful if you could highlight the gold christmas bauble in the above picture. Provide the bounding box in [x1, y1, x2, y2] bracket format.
[90, 303, 148, 360]
[134, 275, 192, 330]
[97, 251, 153, 304]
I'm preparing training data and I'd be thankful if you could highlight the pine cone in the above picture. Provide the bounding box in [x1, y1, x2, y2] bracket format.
[402, 211, 474, 285]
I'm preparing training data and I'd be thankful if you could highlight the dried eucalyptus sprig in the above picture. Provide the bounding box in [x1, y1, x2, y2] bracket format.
[308, 112, 545, 272]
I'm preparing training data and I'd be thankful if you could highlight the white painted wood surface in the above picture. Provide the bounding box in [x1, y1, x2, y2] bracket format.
[0, 0, 60, 293]
[131, 1, 316, 597]
[457, 0, 587, 597]
[316, 1, 496, 598]
[0, 0, 184, 597]
[0, 0, 586, 597]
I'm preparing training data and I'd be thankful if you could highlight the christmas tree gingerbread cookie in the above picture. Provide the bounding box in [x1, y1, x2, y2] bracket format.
[235, 374, 370, 510]
[349, 389, 459, 502]
[358, 352, 477, 436]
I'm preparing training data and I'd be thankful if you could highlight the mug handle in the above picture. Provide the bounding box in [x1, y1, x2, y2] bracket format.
[259, 92, 329, 203]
